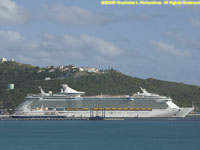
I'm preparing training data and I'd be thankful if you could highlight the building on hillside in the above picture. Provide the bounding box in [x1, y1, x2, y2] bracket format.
[0, 58, 7, 63]
[48, 69, 55, 72]
[59, 66, 64, 69]
[8, 84, 15, 90]
[60, 68, 69, 72]
[79, 68, 84, 71]
[79, 67, 99, 73]
[37, 70, 45, 73]
[45, 77, 51, 81]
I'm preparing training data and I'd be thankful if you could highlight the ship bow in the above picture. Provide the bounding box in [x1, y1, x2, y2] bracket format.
[176, 107, 194, 117]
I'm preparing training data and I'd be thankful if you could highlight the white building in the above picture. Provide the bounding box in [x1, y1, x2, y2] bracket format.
[8, 84, 14, 90]
[79, 68, 84, 71]
[45, 77, 51, 80]
[48, 69, 55, 72]
[79, 67, 99, 73]
[0, 58, 7, 63]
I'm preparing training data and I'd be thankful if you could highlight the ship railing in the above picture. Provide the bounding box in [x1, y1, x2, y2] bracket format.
[84, 95, 130, 98]
[133, 94, 160, 97]
[64, 107, 153, 111]
[27, 94, 42, 97]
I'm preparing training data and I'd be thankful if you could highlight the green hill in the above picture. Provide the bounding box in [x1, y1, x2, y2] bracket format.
[0, 61, 200, 112]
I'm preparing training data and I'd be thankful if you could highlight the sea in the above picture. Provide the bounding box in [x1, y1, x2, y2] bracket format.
[0, 119, 200, 150]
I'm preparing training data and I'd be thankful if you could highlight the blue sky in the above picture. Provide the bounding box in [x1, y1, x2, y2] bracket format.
[0, 0, 200, 85]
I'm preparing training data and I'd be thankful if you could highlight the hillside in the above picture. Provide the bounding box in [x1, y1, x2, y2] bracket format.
[0, 61, 200, 112]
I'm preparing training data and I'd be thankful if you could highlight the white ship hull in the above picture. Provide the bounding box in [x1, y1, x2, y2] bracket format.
[62, 108, 193, 118]
[20, 107, 194, 118]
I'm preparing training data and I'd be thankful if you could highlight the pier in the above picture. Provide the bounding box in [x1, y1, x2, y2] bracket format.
[0, 116, 88, 121]
[0, 115, 200, 121]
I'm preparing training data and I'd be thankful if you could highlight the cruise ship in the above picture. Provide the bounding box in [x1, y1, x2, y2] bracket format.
[12, 84, 194, 118]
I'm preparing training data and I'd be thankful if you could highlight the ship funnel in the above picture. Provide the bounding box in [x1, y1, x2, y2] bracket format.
[140, 87, 147, 93]
[38, 86, 46, 95]
[140, 87, 151, 96]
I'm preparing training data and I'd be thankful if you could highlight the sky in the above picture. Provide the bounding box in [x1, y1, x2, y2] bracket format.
[0, 0, 200, 85]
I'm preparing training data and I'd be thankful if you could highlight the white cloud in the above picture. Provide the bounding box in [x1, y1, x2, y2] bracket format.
[63, 35, 84, 48]
[163, 31, 200, 52]
[0, 31, 123, 66]
[0, 31, 24, 42]
[44, 5, 113, 25]
[42, 33, 123, 57]
[0, 0, 28, 24]
[80, 34, 122, 57]
[150, 41, 190, 57]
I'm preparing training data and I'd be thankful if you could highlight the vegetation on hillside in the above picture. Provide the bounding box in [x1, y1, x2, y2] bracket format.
[0, 61, 200, 112]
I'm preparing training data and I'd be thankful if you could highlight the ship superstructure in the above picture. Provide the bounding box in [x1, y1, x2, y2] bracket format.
[13, 84, 194, 118]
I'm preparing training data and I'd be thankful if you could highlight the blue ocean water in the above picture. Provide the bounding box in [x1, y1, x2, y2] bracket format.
[0, 119, 200, 150]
